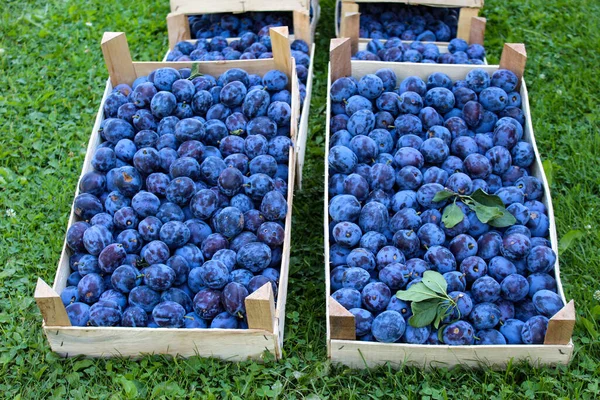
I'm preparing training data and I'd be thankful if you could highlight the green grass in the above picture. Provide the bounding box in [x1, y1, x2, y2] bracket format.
[1, 0, 600, 397]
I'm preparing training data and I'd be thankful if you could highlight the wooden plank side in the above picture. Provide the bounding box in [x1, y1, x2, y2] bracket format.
[330, 340, 573, 369]
[270, 27, 293, 84]
[275, 147, 297, 351]
[324, 65, 333, 356]
[170, 0, 310, 14]
[345, 0, 484, 6]
[167, 12, 192, 50]
[44, 326, 277, 359]
[295, 44, 316, 189]
[350, 60, 496, 81]
[457, 7, 479, 41]
[133, 59, 276, 80]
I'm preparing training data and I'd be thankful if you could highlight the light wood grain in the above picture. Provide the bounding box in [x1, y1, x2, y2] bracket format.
[343, 0, 483, 6]
[339, 1, 359, 39]
[246, 283, 276, 332]
[499, 43, 527, 90]
[35, 278, 71, 327]
[44, 325, 277, 359]
[170, 0, 310, 14]
[167, 12, 191, 50]
[329, 298, 356, 340]
[469, 16, 486, 45]
[330, 38, 352, 82]
[101, 32, 136, 87]
[270, 27, 293, 85]
[457, 7, 479, 41]
[330, 340, 573, 369]
[293, 10, 312, 45]
[324, 59, 575, 368]
[545, 300, 576, 345]
[340, 12, 360, 55]
[324, 65, 333, 357]
[295, 44, 315, 189]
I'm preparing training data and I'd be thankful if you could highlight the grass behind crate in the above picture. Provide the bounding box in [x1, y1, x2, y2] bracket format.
[0, 0, 600, 398]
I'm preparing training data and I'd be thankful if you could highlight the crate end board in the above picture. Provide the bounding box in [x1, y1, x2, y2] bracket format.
[166, 7, 315, 49]
[43, 325, 279, 360]
[329, 340, 573, 369]
[170, 0, 311, 15]
[324, 45, 575, 368]
[338, 0, 483, 7]
[339, 10, 485, 48]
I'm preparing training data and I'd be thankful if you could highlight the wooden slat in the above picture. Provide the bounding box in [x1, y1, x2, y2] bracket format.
[324, 66, 333, 356]
[343, 0, 483, 6]
[469, 16, 486, 45]
[270, 27, 293, 84]
[339, 1, 359, 38]
[133, 59, 277, 79]
[293, 10, 312, 46]
[295, 44, 315, 189]
[245, 283, 276, 332]
[457, 7, 480, 41]
[44, 326, 277, 359]
[545, 300, 576, 345]
[340, 12, 360, 55]
[35, 278, 71, 327]
[330, 340, 573, 369]
[499, 43, 527, 90]
[101, 32, 136, 87]
[330, 298, 356, 340]
[167, 12, 191, 50]
[330, 38, 352, 82]
[170, 0, 310, 14]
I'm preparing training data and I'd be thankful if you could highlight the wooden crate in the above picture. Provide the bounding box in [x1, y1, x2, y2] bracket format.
[335, 0, 484, 45]
[324, 39, 576, 369]
[168, 0, 320, 45]
[165, 12, 318, 189]
[34, 28, 300, 360]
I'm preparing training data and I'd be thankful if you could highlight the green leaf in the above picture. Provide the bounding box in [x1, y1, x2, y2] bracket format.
[469, 189, 506, 208]
[434, 302, 452, 329]
[409, 299, 440, 328]
[579, 317, 598, 338]
[396, 282, 439, 302]
[472, 203, 504, 223]
[558, 229, 584, 254]
[487, 208, 518, 228]
[432, 189, 456, 202]
[438, 324, 447, 343]
[421, 271, 448, 295]
[441, 203, 464, 228]
[543, 159, 554, 187]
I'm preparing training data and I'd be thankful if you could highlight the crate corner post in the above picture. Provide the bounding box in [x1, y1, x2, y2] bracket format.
[330, 38, 352, 82]
[166, 12, 191, 50]
[35, 278, 71, 327]
[245, 282, 276, 333]
[329, 297, 356, 340]
[544, 299, 576, 345]
[499, 43, 527, 87]
[469, 16, 486, 45]
[101, 31, 136, 86]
